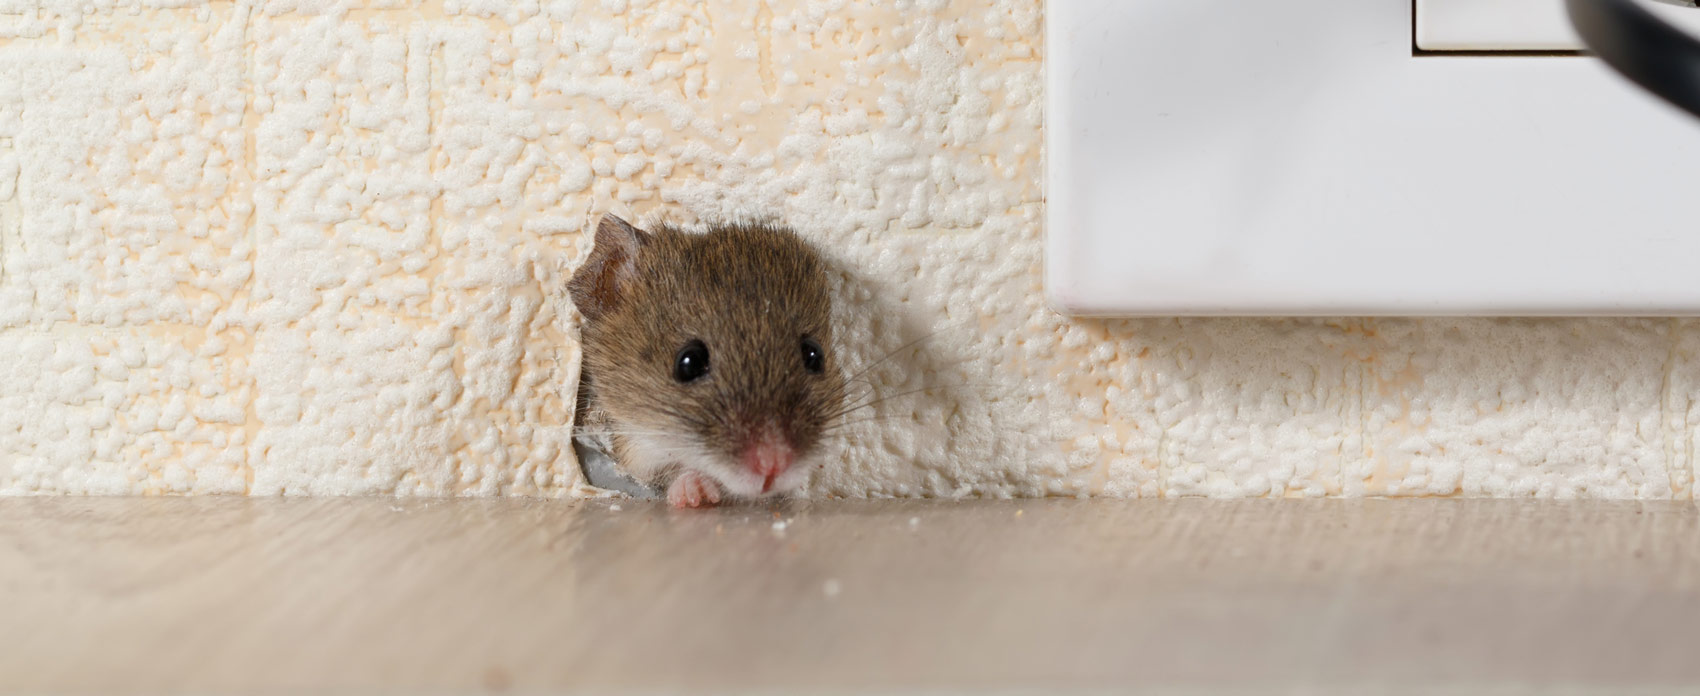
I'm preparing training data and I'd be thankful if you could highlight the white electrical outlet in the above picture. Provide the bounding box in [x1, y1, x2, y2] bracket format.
[1046, 0, 1700, 316]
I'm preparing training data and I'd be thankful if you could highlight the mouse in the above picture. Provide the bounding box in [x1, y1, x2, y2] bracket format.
[568, 213, 847, 508]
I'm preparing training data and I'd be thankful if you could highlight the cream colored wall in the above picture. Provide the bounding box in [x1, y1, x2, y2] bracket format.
[1, 0, 1694, 499]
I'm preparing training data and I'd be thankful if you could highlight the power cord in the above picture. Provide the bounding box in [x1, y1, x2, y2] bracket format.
[1567, 0, 1700, 119]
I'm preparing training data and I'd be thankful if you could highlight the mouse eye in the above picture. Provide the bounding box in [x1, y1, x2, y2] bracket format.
[674, 340, 710, 383]
[800, 336, 825, 374]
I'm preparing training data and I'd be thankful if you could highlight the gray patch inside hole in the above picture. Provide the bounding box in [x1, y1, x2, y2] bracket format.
[573, 435, 661, 500]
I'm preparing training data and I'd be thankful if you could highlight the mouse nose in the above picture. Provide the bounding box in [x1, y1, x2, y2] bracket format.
[741, 427, 795, 493]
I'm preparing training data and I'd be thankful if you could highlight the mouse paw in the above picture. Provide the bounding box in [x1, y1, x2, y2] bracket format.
[667, 470, 722, 508]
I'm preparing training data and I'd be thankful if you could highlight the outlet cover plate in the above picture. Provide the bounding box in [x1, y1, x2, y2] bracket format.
[1045, 0, 1700, 316]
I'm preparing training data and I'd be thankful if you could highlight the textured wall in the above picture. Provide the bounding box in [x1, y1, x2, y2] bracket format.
[2, 0, 1695, 499]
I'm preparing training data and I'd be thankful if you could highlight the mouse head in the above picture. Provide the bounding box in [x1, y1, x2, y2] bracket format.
[570, 214, 845, 498]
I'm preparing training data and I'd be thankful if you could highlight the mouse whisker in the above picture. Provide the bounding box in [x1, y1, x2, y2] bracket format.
[820, 414, 919, 432]
[581, 429, 695, 438]
[830, 384, 966, 417]
[824, 382, 1006, 422]
[839, 380, 880, 408]
[838, 319, 971, 386]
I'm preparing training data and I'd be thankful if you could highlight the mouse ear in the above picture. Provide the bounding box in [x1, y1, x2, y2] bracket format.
[569, 214, 651, 321]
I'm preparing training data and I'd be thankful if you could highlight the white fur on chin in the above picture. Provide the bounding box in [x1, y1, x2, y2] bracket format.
[625, 432, 813, 500]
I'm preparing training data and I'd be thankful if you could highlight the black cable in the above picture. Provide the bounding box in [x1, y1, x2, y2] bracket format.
[1566, 0, 1700, 120]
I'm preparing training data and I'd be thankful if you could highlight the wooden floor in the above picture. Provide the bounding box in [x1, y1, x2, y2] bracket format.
[4, 498, 1700, 694]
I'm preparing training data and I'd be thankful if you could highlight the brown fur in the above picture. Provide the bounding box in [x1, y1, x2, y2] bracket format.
[570, 214, 845, 494]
